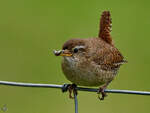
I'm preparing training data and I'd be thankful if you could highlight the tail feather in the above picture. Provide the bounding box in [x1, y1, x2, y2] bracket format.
[98, 11, 112, 44]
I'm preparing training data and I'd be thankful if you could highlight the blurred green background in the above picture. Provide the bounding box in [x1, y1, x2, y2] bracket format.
[0, 0, 150, 113]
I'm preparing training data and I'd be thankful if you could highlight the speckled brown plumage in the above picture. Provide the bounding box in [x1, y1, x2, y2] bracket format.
[99, 11, 112, 44]
[54, 11, 127, 100]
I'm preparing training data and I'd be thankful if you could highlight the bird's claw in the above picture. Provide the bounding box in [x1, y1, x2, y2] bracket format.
[62, 83, 77, 99]
[97, 87, 107, 100]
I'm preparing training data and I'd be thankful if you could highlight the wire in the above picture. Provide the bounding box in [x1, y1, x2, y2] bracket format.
[0, 80, 150, 95]
[74, 93, 78, 113]
[0, 80, 150, 113]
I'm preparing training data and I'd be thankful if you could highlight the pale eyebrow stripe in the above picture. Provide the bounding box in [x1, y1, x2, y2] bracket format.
[74, 45, 85, 49]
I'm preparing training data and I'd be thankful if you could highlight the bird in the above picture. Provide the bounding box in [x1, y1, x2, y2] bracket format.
[54, 11, 127, 100]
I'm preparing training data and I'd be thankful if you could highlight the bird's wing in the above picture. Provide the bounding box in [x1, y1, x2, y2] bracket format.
[92, 47, 126, 70]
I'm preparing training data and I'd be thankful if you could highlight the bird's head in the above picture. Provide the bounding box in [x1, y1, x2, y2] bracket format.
[54, 38, 88, 60]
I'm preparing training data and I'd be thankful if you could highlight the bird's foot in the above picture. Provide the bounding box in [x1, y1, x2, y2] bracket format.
[97, 86, 107, 100]
[62, 83, 77, 99]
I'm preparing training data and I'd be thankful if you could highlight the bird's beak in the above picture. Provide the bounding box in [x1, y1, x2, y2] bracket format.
[53, 50, 72, 57]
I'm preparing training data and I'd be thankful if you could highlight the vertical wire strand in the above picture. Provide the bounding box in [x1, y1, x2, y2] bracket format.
[74, 93, 78, 113]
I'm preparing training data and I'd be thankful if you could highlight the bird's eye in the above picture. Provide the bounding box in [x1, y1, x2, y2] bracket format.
[73, 48, 78, 53]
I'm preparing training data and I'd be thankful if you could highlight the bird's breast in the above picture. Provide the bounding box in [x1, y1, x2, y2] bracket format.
[61, 57, 117, 86]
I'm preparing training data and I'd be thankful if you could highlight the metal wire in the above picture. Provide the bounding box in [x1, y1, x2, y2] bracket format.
[0, 80, 150, 95]
[0, 80, 150, 113]
[74, 93, 78, 113]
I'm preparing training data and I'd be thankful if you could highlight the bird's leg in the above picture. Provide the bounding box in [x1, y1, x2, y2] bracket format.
[68, 84, 78, 99]
[97, 81, 111, 100]
[97, 85, 107, 100]
[62, 83, 77, 99]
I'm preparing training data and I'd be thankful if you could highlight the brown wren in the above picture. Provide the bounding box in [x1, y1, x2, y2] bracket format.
[54, 11, 126, 100]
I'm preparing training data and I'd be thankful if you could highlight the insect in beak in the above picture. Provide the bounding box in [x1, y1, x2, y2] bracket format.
[53, 50, 72, 57]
